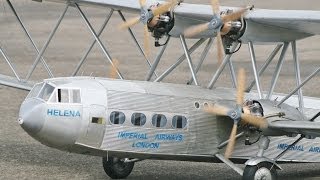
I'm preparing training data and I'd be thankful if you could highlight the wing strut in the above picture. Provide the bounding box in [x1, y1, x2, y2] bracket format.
[154, 38, 207, 82]
[180, 35, 199, 86]
[292, 41, 304, 113]
[187, 37, 214, 85]
[6, 0, 53, 78]
[72, 9, 115, 76]
[248, 42, 263, 99]
[246, 44, 283, 92]
[0, 47, 20, 81]
[266, 42, 290, 99]
[118, 11, 158, 79]
[25, 4, 69, 81]
[274, 135, 304, 161]
[207, 42, 239, 89]
[277, 67, 320, 107]
[75, 3, 124, 79]
[310, 112, 320, 122]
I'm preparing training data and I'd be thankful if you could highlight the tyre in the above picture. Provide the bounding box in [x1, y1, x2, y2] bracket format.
[243, 162, 278, 180]
[102, 157, 135, 179]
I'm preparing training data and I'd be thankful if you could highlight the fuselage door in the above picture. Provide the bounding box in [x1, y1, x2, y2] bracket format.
[85, 104, 106, 148]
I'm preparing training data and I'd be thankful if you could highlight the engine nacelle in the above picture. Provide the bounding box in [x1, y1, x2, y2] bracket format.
[255, 99, 306, 136]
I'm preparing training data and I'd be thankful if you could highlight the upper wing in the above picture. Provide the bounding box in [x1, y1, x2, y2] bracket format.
[173, 4, 320, 41]
[240, 9, 320, 42]
[246, 9, 320, 36]
[42, 0, 320, 41]
[46, 0, 153, 13]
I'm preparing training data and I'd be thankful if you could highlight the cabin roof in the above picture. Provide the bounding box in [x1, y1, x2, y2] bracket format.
[45, 76, 236, 101]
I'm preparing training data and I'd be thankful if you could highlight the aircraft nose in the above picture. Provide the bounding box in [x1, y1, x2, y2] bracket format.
[18, 98, 45, 135]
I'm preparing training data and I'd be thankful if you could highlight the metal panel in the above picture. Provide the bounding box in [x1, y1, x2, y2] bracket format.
[102, 88, 222, 156]
[84, 105, 107, 148]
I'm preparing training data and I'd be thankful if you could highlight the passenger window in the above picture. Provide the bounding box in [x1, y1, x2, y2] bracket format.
[152, 114, 167, 128]
[172, 115, 187, 129]
[110, 111, 125, 125]
[58, 89, 69, 103]
[131, 113, 146, 126]
[70, 89, 81, 103]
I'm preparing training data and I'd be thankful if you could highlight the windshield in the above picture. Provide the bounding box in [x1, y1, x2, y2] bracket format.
[38, 83, 55, 101]
[27, 83, 55, 101]
[27, 83, 44, 99]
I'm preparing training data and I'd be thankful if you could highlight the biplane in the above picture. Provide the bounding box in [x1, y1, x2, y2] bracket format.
[1, 0, 320, 179]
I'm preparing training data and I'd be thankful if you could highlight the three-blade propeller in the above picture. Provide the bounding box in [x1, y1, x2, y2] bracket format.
[184, 0, 251, 63]
[205, 68, 268, 159]
[119, 0, 177, 57]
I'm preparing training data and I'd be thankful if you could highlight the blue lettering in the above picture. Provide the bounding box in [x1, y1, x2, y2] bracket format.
[118, 131, 148, 140]
[309, 147, 314, 152]
[277, 143, 304, 151]
[47, 109, 81, 117]
[47, 109, 53, 116]
[155, 133, 184, 142]
[64, 110, 69, 116]
[54, 110, 59, 116]
[132, 142, 160, 149]
[75, 111, 80, 117]
[118, 132, 125, 138]
[309, 146, 320, 153]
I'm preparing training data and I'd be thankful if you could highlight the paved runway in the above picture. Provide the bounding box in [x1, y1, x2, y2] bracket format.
[1, 0, 320, 179]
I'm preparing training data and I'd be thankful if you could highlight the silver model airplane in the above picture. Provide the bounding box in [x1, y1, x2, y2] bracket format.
[1, 0, 320, 179]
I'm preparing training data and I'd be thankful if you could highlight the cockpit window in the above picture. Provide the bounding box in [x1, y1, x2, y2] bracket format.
[27, 83, 55, 101]
[38, 83, 55, 101]
[49, 88, 81, 104]
[27, 83, 43, 99]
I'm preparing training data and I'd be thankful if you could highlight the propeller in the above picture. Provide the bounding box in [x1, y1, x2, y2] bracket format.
[119, 0, 177, 57]
[184, 0, 252, 63]
[205, 68, 268, 159]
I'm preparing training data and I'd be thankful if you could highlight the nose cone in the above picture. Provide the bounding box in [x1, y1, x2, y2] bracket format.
[19, 98, 45, 136]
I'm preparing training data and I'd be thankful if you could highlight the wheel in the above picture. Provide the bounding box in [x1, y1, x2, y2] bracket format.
[243, 162, 278, 180]
[102, 157, 134, 179]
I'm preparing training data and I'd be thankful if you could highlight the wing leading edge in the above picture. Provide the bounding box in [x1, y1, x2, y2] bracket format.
[246, 9, 320, 36]
[269, 120, 320, 138]
[43, 0, 320, 36]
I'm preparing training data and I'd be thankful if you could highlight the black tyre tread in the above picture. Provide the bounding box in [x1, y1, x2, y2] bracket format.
[102, 157, 134, 179]
[242, 162, 278, 180]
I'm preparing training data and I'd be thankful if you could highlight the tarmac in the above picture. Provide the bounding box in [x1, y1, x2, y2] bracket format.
[0, 0, 320, 179]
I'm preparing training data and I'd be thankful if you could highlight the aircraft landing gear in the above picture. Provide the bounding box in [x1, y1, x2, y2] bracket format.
[102, 156, 134, 179]
[242, 136, 279, 180]
[243, 162, 278, 180]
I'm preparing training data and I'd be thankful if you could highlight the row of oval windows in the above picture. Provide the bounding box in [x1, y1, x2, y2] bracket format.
[109, 111, 188, 129]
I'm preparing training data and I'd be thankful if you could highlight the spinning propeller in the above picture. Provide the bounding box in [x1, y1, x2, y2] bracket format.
[184, 0, 252, 63]
[205, 68, 268, 159]
[119, 0, 177, 57]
